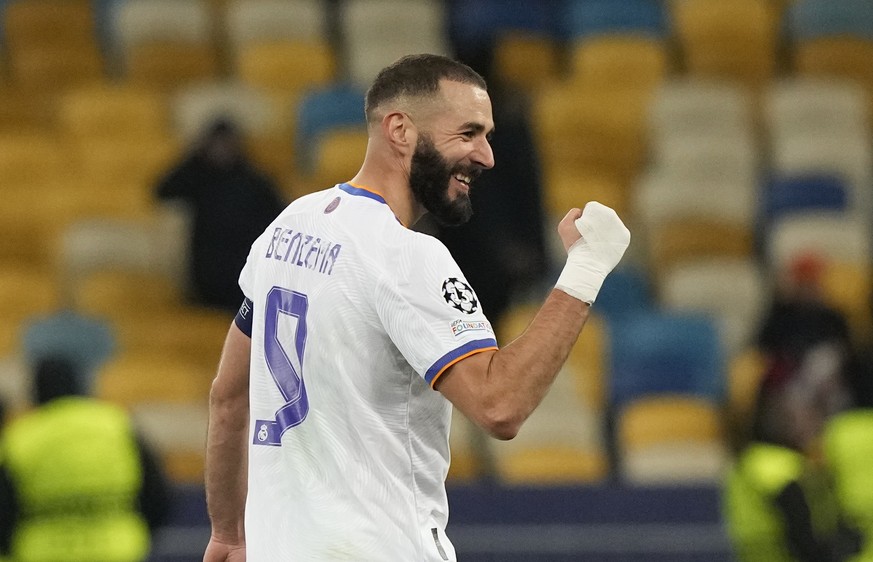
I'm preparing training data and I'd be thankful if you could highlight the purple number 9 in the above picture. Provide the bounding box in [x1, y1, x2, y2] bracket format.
[253, 287, 310, 446]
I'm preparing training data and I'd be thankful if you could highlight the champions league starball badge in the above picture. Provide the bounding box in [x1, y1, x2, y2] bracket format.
[441, 277, 478, 314]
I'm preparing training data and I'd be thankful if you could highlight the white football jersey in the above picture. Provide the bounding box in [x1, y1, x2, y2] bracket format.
[239, 183, 498, 561]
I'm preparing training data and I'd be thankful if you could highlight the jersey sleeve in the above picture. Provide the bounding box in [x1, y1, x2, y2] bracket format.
[375, 235, 498, 388]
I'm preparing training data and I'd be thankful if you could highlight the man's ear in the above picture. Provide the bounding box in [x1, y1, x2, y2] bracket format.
[382, 111, 416, 154]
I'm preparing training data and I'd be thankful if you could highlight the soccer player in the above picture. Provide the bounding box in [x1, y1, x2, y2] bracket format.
[203, 54, 630, 561]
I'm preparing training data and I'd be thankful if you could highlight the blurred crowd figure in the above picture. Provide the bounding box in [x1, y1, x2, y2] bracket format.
[155, 118, 288, 313]
[724, 252, 873, 561]
[0, 356, 169, 562]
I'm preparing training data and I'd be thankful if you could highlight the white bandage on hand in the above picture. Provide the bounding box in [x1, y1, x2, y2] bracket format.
[555, 201, 631, 304]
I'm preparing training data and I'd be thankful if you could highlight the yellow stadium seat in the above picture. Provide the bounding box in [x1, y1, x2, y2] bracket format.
[794, 37, 873, 114]
[533, 83, 650, 187]
[568, 35, 670, 93]
[8, 45, 104, 92]
[95, 352, 212, 406]
[235, 40, 336, 97]
[0, 133, 68, 187]
[0, 88, 55, 132]
[0, 267, 60, 356]
[125, 42, 220, 91]
[820, 261, 873, 346]
[70, 135, 181, 188]
[59, 85, 170, 141]
[542, 171, 630, 222]
[648, 219, 755, 280]
[617, 394, 729, 484]
[726, 347, 767, 449]
[305, 127, 369, 193]
[492, 32, 562, 94]
[112, 308, 232, 370]
[74, 270, 183, 321]
[671, 0, 780, 89]
[2, 0, 97, 52]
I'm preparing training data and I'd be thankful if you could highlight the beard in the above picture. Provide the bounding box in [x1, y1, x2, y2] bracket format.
[409, 134, 479, 227]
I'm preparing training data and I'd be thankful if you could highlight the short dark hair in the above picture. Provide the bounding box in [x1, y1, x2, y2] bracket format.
[364, 54, 487, 123]
[33, 355, 83, 405]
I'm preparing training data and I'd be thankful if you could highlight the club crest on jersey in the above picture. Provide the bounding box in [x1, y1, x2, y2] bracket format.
[324, 197, 341, 214]
[441, 277, 478, 314]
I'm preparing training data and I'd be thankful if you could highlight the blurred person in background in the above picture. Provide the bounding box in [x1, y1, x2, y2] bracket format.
[723, 342, 863, 562]
[756, 252, 853, 360]
[0, 356, 170, 562]
[155, 117, 287, 314]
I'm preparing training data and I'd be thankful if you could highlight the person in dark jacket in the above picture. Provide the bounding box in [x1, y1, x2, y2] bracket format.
[156, 117, 287, 313]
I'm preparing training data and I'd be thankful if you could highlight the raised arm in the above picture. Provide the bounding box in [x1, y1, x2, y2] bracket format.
[437, 202, 630, 440]
[203, 323, 251, 561]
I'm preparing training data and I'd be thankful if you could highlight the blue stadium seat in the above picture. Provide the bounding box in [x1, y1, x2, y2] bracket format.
[608, 311, 725, 408]
[560, 0, 667, 41]
[594, 265, 653, 323]
[447, 0, 562, 49]
[294, 83, 367, 173]
[788, 0, 873, 41]
[761, 173, 849, 230]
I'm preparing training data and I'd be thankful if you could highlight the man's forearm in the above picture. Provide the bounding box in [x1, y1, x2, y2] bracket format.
[486, 289, 589, 432]
[205, 325, 252, 544]
[205, 389, 249, 543]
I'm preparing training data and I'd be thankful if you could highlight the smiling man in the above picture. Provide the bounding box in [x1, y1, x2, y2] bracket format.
[203, 54, 630, 561]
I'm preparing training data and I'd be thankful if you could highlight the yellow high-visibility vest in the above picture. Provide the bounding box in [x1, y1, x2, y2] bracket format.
[1, 397, 150, 562]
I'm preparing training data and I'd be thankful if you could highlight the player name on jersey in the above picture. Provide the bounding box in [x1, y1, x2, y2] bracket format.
[264, 226, 342, 276]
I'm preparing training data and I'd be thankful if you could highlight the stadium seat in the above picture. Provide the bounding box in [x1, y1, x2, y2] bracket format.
[617, 394, 728, 485]
[541, 171, 629, 223]
[648, 78, 753, 148]
[763, 78, 870, 147]
[760, 174, 850, 230]
[294, 84, 367, 173]
[303, 128, 369, 195]
[57, 218, 173, 296]
[171, 81, 284, 142]
[560, 0, 666, 41]
[634, 168, 759, 234]
[787, 0, 873, 41]
[111, 308, 232, 370]
[70, 135, 181, 191]
[58, 84, 170, 141]
[568, 35, 669, 93]
[647, 219, 756, 282]
[7, 45, 104, 92]
[725, 347, 767, 448]
[609, 311, 725, 408]
[819, 261, 873, 345]
[658, 258, 769, 356]
[447, 0, 561, 55]
[766, 212, 872, 273]
[532, 82, 650, 187]
[769, 133, 873, 215]
[234, 40, 336, 99]
[670, 0, 779, 89]
[650, 133, 759, 186]
[793, 37, 873, 114]
[338, 0, 450, 87]
[0, 133, 67, 188]
[0, 267, 61, 357]
[111, 0, 219, 90]
[224, 0, 330, 56]
[2, 0, 97, 52]
[594, 265, 654, 324]
[492, 32, 562, 94]
[74, 269, 184, 322]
